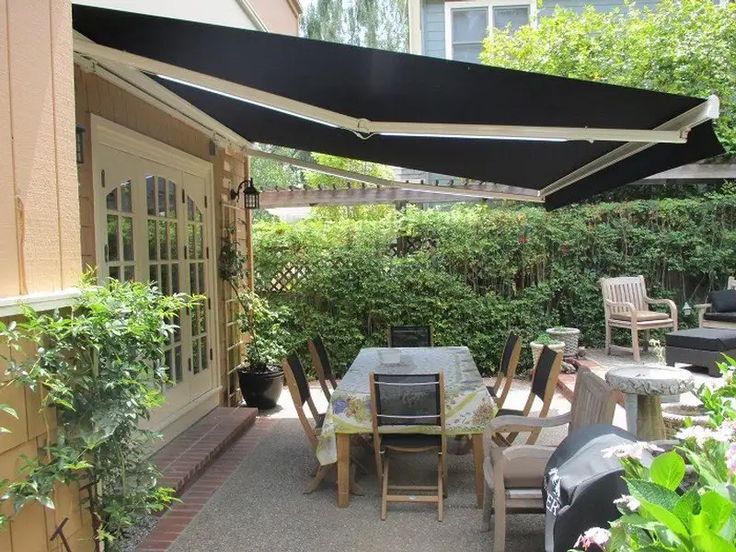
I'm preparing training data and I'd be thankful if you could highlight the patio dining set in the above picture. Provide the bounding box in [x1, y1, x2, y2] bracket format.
[279, 326, 641, 552]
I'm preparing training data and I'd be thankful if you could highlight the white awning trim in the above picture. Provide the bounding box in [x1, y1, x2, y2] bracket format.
[72, 39, 709, 146]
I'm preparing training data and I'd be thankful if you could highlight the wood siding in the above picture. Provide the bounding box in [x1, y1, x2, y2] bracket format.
[0, 1, 89, 551]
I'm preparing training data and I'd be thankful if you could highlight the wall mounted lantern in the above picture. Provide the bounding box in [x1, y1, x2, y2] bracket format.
[230, 178, 260, 210]
[76, 126, 85, 164]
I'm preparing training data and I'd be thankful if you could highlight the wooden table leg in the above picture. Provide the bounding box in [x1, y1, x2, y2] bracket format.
[471, 433, 484, 509]
[336, 433, 351, 507]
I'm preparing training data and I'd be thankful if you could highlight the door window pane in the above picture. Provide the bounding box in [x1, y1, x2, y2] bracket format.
[106, 189, 118, 211]
[109, 265, 120, 281]
[120, 180, 132, 213]
[107, 215, 119, 261]
[172, 264, 180, 294]
[149, 264, 158, 284]
[146, 176, 156, 215]
[121, 216, 134, 261]
[168, 181, 177, 218]
[157, 177, 167, 217]
[158, 221, 168, 260]
[493, 5, 529, 32]
[453, 43, 484, 63]
[124, 265, 135, 281]
[169, 222, 178, 260]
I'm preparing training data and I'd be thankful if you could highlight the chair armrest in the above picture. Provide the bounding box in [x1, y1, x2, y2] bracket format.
[645, 297, 677, 319]
[502, 444, 556, 462]
[483, 413, 571, 452]
[695, 303, 711, 326]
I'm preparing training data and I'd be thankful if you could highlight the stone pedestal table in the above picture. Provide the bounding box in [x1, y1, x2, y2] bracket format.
[605, 366, 694, 441]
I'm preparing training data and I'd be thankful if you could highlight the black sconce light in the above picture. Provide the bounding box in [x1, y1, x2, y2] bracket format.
[76, 126, 85, 164]
[230, 177, 260, 210]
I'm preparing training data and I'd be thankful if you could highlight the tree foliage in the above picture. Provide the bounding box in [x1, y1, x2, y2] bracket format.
[481, 0, 736, 153]
[254, 190, 736, 376]
[301, 0, 409, 52]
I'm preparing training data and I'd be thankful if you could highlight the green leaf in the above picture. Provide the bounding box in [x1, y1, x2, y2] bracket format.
[674, 489, 701, 525]
[700, 491, 734, 533]
[639, 500, 689, 540]
[649, 451, 685, 491]
[36, 495, 55, 510]
[692, 531, 736, 552]
[628, 478, 680, 511]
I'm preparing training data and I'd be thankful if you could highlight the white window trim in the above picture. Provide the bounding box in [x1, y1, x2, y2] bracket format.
[443, 0, 536, 61]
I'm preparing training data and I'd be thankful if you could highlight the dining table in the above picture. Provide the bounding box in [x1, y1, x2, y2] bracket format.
[316, 346, 497, 507]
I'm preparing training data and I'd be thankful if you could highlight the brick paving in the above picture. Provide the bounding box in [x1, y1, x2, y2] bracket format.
[136, 412, 276, 551]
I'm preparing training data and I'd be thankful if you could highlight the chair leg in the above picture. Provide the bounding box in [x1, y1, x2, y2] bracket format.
[437, 453, 444, 522]
[481, 481, 493, 532]
[605, 323, 611, 354]
[381, 455, 390, 521]
[631, 326, 640, 362]
[442, 451, 448, 498]
[304, 465, 329, 494]
[493, 469, 506, 552]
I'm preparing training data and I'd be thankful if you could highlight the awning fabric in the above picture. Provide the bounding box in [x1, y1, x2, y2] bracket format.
[71, 5, 724, 209]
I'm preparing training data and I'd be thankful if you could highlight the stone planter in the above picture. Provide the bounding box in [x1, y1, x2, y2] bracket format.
[530, 340, 565, 368]
[662, 403, 709, 439]
[545, 327, 581, 357]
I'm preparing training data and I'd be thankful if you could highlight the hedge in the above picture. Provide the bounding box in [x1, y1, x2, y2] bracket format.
[252, 190, 736, 376]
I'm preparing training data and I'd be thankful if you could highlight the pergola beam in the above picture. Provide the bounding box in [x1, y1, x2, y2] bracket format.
[260, 188, 483, 208]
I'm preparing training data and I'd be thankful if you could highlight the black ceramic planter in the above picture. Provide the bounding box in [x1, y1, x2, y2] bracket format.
[237, 367, 284, 410]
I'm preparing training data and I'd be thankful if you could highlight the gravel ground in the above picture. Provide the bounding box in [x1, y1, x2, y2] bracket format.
[120, 514, 156, 552]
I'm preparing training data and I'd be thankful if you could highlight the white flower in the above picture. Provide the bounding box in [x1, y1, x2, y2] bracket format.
[601, 441, 663, 460]
[676, 424, 733, 447]
[575, 527, 611, 550]
[613, 494, 640, 512]
[726, 443, 736, 476]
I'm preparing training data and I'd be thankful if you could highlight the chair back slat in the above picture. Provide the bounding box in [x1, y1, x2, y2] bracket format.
[531, 346, 562, 401]
[285, 353, 311, 406]
[370, 373, 443, 427]
[389, 325, 432, 347]
[500, 334, 521, 379]
[569, 369, 617, 432]
[600, 275, 648, 314]
[308, 335, 337, 398]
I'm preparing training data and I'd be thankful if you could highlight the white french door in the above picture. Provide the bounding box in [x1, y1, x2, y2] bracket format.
[92, 118, 218, 429]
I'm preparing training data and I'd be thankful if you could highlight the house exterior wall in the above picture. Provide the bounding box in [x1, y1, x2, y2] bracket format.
[250, 0, 302, 35]
[0, 1, 91, 551]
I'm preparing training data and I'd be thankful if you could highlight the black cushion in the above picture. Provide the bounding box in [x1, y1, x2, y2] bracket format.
[496, 408, 524, 417]
[666, 328, 736, 351]
[381, 433, 442, 450]
[710, 289, 736, 313]
[704, 312, 736, 324]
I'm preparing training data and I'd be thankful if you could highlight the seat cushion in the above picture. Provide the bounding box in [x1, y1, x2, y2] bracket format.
[666, 328, 736, 351]
[381, 433, 441, 450]
[496, 408, 523, 417]
[704, 312, 736, 324]
[710, 289, 736, 313]
[483, 448, 552, 489]
[610, 310, 669, 322]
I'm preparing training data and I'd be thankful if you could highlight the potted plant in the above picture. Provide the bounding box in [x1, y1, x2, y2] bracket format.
[545, 326, 581, 357]
[530, 333, 565, 368]
[219, 228, 289, 409]
[236, 289, 290, 409]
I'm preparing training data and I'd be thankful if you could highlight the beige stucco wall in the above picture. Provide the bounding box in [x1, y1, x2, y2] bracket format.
[0, 1, 90, 551]
[251, 0, 302, 35]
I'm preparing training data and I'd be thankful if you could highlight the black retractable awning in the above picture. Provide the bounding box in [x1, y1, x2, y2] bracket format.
[71, 5, 724, 208]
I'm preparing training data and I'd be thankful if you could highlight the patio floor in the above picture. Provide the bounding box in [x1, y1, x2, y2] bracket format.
[140, 381, 572, 552]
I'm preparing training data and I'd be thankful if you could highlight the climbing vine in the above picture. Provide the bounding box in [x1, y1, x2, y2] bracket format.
[0, 276, 200, 549]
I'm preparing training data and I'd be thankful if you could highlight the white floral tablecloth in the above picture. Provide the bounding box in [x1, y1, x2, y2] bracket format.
[316, 346, 497, 465]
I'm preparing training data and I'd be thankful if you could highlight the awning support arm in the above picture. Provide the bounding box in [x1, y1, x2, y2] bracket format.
[72, 39, 700, 145]
[248, 148, 544, 203]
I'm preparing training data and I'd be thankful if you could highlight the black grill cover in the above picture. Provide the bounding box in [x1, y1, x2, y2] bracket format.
[543, 425, 651, 552]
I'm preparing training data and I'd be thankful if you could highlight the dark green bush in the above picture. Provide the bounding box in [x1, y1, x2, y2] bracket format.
[253, 190, 736, 376]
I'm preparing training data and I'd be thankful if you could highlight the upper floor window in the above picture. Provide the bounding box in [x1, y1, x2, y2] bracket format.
[445, 0, 533, 62]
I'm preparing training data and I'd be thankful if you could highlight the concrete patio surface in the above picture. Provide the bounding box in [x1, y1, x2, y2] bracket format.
[163, 382, 572, 552]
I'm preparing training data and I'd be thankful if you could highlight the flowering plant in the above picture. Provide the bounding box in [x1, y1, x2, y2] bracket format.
[571, 357, 736, 551]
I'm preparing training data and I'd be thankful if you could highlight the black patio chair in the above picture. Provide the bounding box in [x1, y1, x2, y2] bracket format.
[388, 325, 433, 347]
[369, 372, 446, 521]
[487, 333, 522, 410]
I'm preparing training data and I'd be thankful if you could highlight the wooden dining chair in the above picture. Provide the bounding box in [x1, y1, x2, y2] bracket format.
[493, 345, 563, 446]
[282, 353, 362, 495]
[369, 372, 446, 521]
[481, 369, 617, 552]
[487, 333, 521, 410]
[388, 325, 433, 347]
[308, 335, 338, 401]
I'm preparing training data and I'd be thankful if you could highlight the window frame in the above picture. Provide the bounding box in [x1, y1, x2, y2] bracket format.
[443, 0, 536, 62]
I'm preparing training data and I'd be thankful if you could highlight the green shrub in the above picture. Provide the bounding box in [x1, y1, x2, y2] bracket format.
[254, 191, 736, 376]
